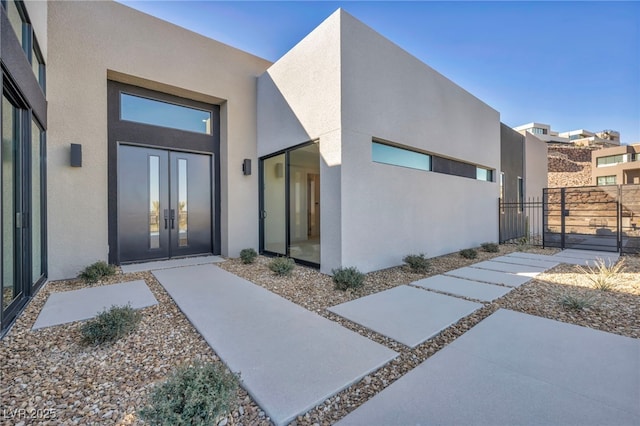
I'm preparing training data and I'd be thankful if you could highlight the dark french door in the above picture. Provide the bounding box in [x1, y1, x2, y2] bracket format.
[117, 145, 212, 263]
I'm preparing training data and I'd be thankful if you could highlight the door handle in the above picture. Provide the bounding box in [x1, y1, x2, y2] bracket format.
[164, 209, 169, 229]
[170, 209, 175, 229]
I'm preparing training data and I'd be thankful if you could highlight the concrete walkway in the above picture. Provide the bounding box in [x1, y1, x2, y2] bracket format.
[153, 264, 397, 426]
[32, 280, 157, 329]
[338, 309, 640, 425]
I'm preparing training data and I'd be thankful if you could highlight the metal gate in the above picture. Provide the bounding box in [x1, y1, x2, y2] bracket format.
[542, 185, 640, 253]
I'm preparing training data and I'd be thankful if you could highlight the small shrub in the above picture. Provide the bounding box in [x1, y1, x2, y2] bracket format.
[139, 361, 239, 426]
[459, 248, 478, 259]
[79, 261, 116, 284]
[576, 258, 625, 292]
[268, 257, 295, 276]
[516, 237, 531, 252]
[402, 254, 431, 273]
[559, 293, 594, 311]
[80, 304, 142, 345]
[239, 248, 258, 264]
[481, 242, 499, 253]
[332, 267, 365, 291]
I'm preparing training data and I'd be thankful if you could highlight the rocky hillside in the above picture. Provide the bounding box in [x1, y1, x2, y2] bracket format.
[547, 145, 601, 188]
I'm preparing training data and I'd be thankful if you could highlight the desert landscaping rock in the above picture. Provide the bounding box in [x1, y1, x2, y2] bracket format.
[2, 245, 638, 426]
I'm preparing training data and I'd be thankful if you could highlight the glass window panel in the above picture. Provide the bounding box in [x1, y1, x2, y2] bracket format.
[31, 120, 42, 283]
[263, 154, 286, 255]
[597, 175, 616, 186]
[178, 158, 188, 247]
[2, 96, 17, 309]
[372, 142, 430, 171]
[288, 144, 320, 264]
[31, 46, 39, 79]
[7, 0, 25, 49]
[517, 177, 524, 212]
[120, 93, 212, 134]
[476, 167, 493, 181]
[149, 155, 160, 249]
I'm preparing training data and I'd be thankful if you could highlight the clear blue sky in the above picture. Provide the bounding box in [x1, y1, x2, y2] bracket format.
[119, 1, 640, 143]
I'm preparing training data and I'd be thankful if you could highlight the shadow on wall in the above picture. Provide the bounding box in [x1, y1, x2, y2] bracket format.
[257, 72, 311, 156]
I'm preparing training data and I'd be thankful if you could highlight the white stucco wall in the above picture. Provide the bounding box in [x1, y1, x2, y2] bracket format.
[524, 132, 548, 200]
[338, 11, 500, 272]
[47, 1, 271, 279]
[258, 9, 500, 273]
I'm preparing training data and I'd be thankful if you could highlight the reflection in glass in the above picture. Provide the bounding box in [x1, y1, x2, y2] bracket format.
[7, 0, 24, 49]
[149, 155, 160, 249]
[120, 93, 211, 135]
[32, 120, 42, 283]
[476, 167, 493, 182]
[372, 142, 430, 171]
[288, 144, 320, 264]
[2, 96, 17, 309]
[263, 154, 286, 255]
[178, 159, 188, 247]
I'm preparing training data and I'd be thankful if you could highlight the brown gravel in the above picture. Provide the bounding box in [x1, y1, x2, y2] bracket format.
[2, 244, 638, 426]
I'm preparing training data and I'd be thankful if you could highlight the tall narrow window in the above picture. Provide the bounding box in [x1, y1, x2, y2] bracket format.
[2, 95, 18, 310]
[149, 155, 160, 249]
[500, 172, 505, 213]
[517, 177, 524, 212]
[31, 119, 43, 283]
[177, 159, 188, 247]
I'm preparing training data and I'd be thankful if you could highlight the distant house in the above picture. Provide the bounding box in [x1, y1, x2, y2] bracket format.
[0, 1, 547, 331]
[592, 144, 640, 185]
[514, 122, 620, 147]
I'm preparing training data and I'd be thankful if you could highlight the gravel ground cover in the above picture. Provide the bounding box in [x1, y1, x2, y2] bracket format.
[2, 244, 638, 426]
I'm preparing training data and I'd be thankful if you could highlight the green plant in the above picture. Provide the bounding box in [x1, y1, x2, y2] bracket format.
[516, 237, 531, 252]
[559, 293, 594, 311]
[459, 248, 478, 259]
[402, 254, 431, 273]
[79, 261, 116, 284]
[239, 248, 258, 264]
[139, 361, 239, 426]
[80, 304, 142, 345]
[576, 258, 625, 291]
[268, 257, 295, 276]
[332, 267, 365, 291]
[481, 242, 499, 253]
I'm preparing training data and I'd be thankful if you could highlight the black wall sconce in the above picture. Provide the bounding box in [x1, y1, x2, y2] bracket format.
[242, 158, 252, 175]
[70, 143, 82, 167]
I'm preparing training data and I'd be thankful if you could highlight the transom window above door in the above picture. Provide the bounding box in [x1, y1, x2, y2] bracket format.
[120, 93, 212, 135]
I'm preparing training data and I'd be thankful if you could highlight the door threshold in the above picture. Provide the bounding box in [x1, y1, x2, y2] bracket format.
[120, 255, 224, 274]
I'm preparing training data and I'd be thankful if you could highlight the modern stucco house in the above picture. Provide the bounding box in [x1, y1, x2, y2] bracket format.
[1, 1, 546, 331]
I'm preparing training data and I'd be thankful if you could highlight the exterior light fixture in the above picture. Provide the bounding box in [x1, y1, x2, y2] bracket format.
[242, 158, 252, 175]
[70, 143, 82, 167]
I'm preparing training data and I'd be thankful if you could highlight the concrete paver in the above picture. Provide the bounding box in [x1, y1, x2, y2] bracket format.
[338, 309, 640, 426]
[153, 264, 397, 426]
[411, 275, 512, 302]
[32, 280, 157, 329]
[471, 260, 546, 276]
[492, 255, 559, 269]
[120, 255, 224, 273]
[445, 266, 531, 287]
[328, 285, 482, 348]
